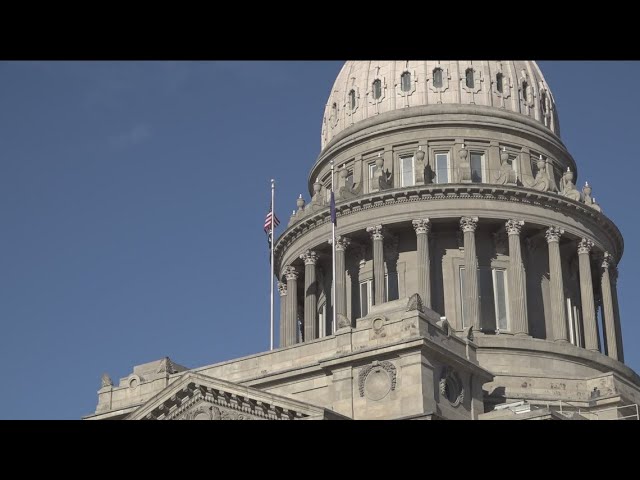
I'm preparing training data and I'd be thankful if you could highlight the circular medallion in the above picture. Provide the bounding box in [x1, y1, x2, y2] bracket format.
[364, 367, 392, 401]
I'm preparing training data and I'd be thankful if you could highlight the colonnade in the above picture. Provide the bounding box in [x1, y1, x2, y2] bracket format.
[278, 218, 623, 362]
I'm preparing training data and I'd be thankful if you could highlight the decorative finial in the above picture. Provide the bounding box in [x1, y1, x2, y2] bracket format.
[316, 177, 319, 183]
[377, 152, 381, 157]
[298, 193, 302, 199]
[461, 143, 465, 149]
[539, 154, 543, 160]
[567, 167, 571, 172]
[101, 373, 113, 388]
[502, 146, 506, 152]
[418, 145, 422, 151]
[585, 181, 589, 187]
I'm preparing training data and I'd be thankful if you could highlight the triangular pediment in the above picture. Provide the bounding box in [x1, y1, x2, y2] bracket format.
[126, 371, 346, 420]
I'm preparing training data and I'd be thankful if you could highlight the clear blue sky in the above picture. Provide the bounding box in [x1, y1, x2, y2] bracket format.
[1, 61, 638, 419]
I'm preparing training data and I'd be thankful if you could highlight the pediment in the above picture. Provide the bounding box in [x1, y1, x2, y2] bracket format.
[126, 371, 343, 420]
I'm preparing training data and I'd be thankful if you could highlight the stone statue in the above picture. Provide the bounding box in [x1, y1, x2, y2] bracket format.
[525, 156, 551, 192]
[494, 147, 517, 185]
[457, 144, 471, 183]
[560, 168, 581, 201]
[337, 167, 362, 200]
[370, 154, 384, 192]
[101, 373, 113, 388]
[582, 182, 602, 212]
[306, 179, 327, 213]
[378, 168, 393, 190]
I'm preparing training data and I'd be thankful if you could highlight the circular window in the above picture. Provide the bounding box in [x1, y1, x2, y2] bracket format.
[440, 368, 464, 407]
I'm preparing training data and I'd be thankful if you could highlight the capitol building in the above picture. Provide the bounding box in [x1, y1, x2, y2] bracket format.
[86, 61, 640, 420]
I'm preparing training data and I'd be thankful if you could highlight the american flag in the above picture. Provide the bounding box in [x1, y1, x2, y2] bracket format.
[264, 203, 280, 248]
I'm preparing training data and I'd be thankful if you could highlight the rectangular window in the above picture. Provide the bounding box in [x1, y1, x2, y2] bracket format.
[400, 155, 415, 187]
[459, 266, 466, 327]
[435, 153, 449, 184]
[567, 298, 575, 345]
[360, 273, 397, 317]
[459, 266, 509, 331]
[360, 280, 372, 317]
[346, 170, 354, 190]
[493, 269, 508, 331]
[323, 173, 332, 203]
[530, 157, 540, 179]
[507, 154, 519, 181]
[470, 152, 484, 183]
[384, 272, 398, 302]
[573, 305, 582, 348]
[368, 162, 377, 192]
[318, 303, 327, 338]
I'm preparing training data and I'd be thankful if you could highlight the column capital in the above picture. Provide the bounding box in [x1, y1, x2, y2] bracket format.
[335, 235, 351, 251]
[601, 251, 614, 270]
[577, 238, 594, 255]
[278, 282, 287, 296]
[545, 226, 564, 243]
[283, 265, 299, 281]
[300, 249, 319, 265]
[366, 225, 384, 241]
[460, 216, 479, 233]
[505, 219, 525, 236]
[412, 218, 431, 235]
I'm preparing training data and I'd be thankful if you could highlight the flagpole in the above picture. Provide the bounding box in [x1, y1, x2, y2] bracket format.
[330, 161, 336, 334]
[270, 179, 275, 351]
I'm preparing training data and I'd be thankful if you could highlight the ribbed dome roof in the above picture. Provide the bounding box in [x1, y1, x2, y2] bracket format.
[321, 61, 559, 150]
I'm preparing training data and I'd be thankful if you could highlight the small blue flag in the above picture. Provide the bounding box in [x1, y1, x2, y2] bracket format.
[330, 190, 336, 225]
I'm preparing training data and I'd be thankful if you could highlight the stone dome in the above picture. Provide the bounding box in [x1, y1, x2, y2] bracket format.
[321, 61, 559, 150]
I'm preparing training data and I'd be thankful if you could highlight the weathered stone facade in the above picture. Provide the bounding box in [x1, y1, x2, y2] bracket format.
[87, 61, 640, 420]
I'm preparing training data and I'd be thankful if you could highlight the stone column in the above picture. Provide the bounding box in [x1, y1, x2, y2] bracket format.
[460, 217, 480, 330]
[610, 265, 624, 362]
[300, 250, 319, 342]
[278, 282, 287, 348]
[600, 253, 618, 360]
[366, 225, 385, 305]
[412, 218, 432, 309]
[577, 239, 599, 352]
[506, 219, 528, 335]
[283, 266, 299, 347]
[545, 226, 568, 342]
[334, 236, 351, 319]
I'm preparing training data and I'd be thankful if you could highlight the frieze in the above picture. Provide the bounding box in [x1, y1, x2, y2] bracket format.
[273, 184, 623, 272]
[146, 382, 305, 421]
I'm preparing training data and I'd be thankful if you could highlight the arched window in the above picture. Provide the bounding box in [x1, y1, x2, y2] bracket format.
[349, 90, 356, 110]
[433, 68, 443, 88]
[540, 91, 548, 114]
[496, 73, 504, 93]
[465, 68, 474, 89]
[522, 81, 529, 103]
[372, 79, 382, 100]
[401, 71, 411, 92]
